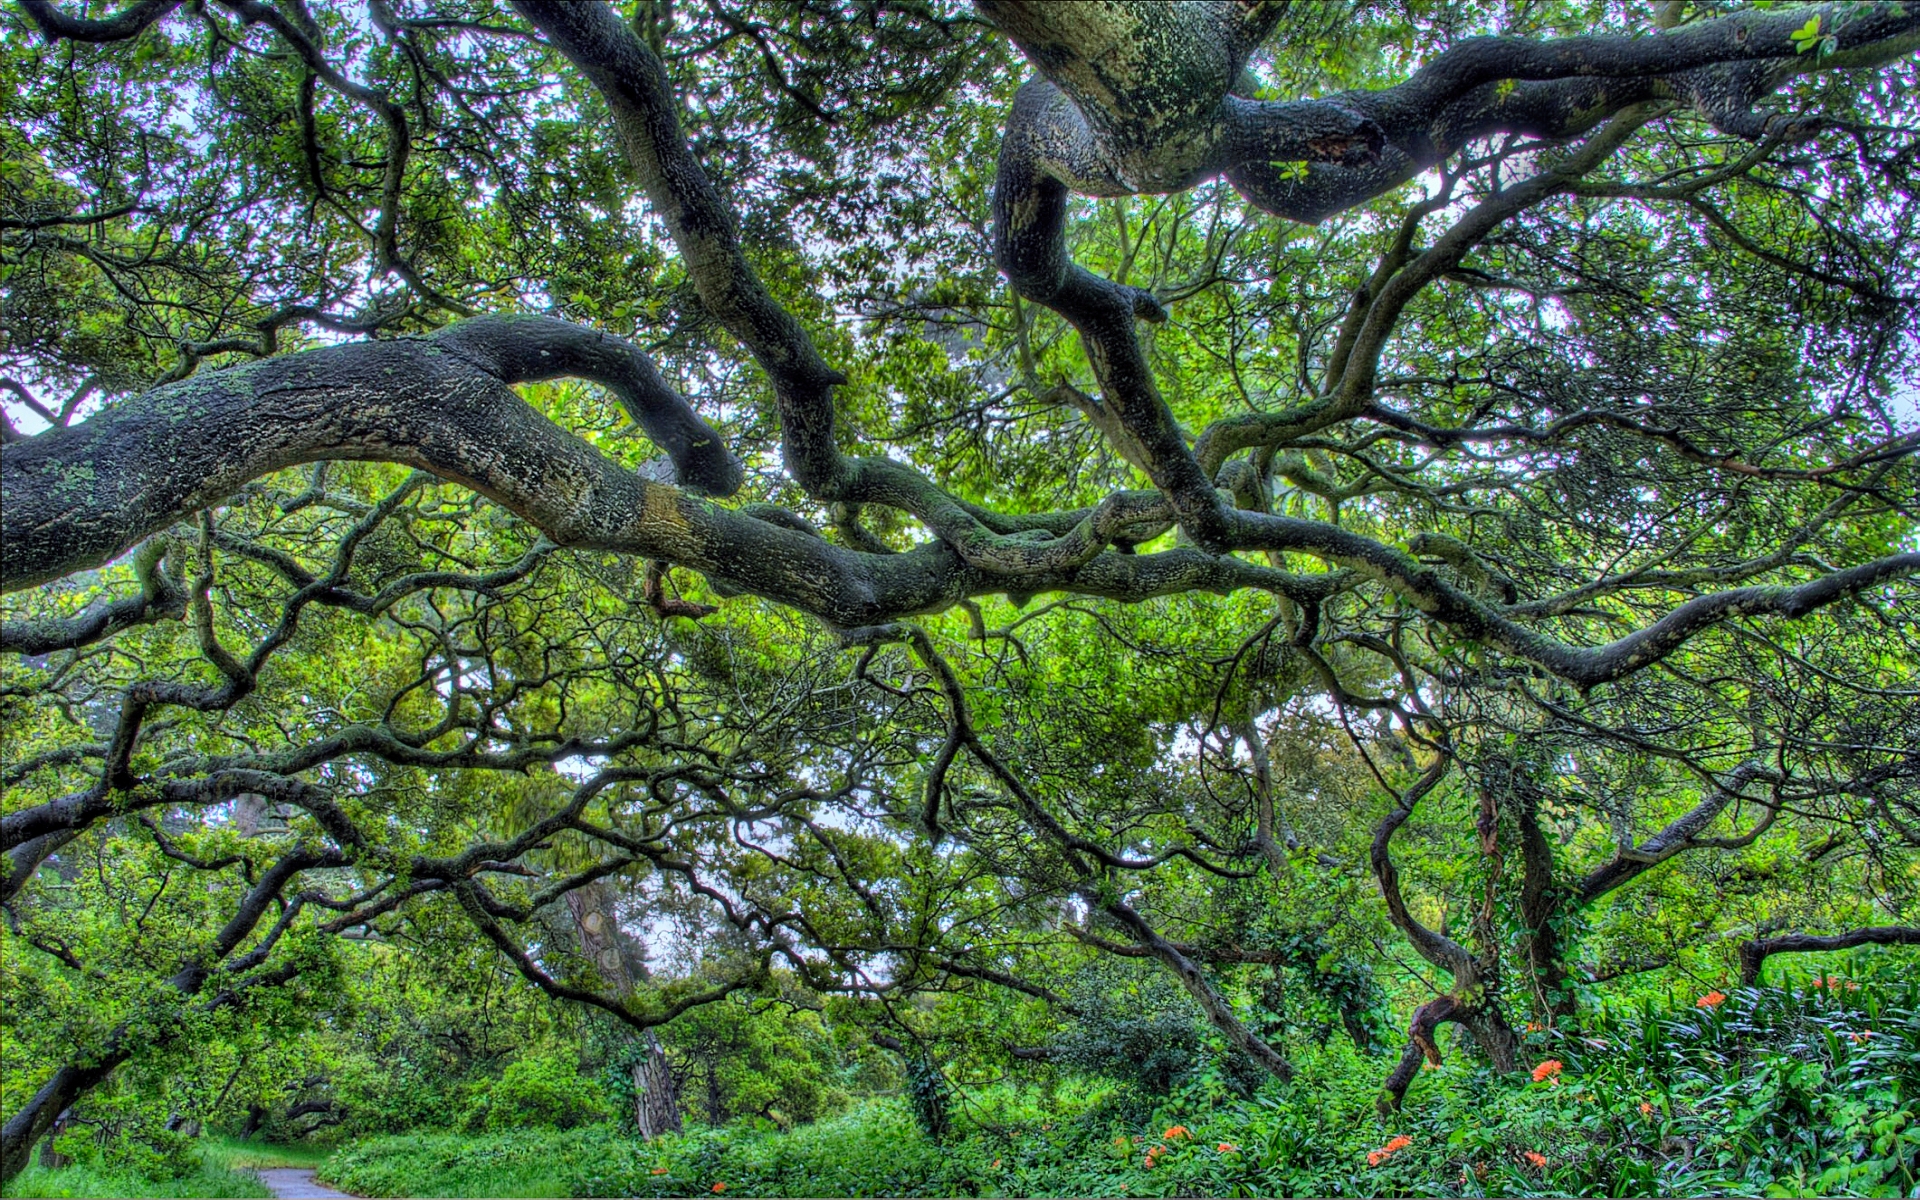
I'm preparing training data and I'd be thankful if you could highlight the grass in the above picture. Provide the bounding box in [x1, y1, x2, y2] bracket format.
[199, 1134, 333, 1172]
[0, 1162, 272, 1199]
[0, 1136, 324, 1199]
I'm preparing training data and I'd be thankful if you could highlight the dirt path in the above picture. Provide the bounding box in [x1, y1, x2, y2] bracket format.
[257, 1167, 355, 1198]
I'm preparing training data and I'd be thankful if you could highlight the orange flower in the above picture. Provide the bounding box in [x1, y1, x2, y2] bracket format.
[711, 1185, 726, 1195]
[1530, 1059, 1564, 1082]
[1810, 976, 1825, 989]
[992, 1159, 1003, 1169]
[1366, 1136, 1411, 1166]
[1638, 1102, 1654, 1116]
[1523, 1151, 1548, 1168]
[1163, 1125, 1190, 1140]
[650, 1167, 669, 1176]
[1847, 1030, 1874, 1044]
[1218, 1142, 1238, 1153]
[1696, 990, 1727, 1008]
[1525, 1021, 1543, 1033]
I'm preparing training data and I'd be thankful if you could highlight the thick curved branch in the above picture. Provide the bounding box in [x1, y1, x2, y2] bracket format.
[1230, 4, 1920, 222]
[1, 314, 736, 592]
[0, 537, 184, 654]
[1, 318, 1333, 623]
[1578, 762, 1781, 901]
[513, 1, 1172, 576]
[509, 0, 845, 488]
[1738, 926, 1920, 986]
[7, 315, 1903, 686]
[17, 0, 179, 42]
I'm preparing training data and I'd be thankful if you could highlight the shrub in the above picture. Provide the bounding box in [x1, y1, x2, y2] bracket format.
[460, 1055, 609, 1133]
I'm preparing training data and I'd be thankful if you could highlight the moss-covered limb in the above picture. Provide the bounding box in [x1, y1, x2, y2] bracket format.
[0, 318, 1342, 623]
[5, 307, 1908, 679]
[0, 538, 185, 654]
[0, 316, 729, 592]
[1234, 4, 1920, 221]
[15, 0, 180, 43]
[1738, 925, 1920, 986]
[513, 4, 1171, 576]
[978, 2, 1363, 196]
[1576, 762, 1783, 902]
[989, 1, 1918, 217]
[6, 309, 1907, 676]
[1222, 506, 1920, 690]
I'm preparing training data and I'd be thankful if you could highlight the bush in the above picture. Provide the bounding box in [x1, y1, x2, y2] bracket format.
[320, 1127, 612, 1197]
[1052, 961, 1204, 1095]
[460, 1055, 609, 1133]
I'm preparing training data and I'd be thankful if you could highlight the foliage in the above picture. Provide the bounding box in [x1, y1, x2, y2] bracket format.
[320, 965, 1920, 1198]
[0, 1161, 272, 1200]
[461, 1054, 610, 1133]
[1052, 960, 1206, 1096]
[2, 0, 1919, 1190]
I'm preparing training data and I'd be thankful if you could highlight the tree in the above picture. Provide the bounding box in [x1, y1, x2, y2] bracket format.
[4, 0, 1918, 1182]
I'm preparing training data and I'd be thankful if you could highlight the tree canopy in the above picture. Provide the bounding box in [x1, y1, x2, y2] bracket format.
[2, 0, 1918, 1186]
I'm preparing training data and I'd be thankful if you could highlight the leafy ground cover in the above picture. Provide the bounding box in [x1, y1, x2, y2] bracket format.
[0, 1134, 320, 1198]
[0, 1161, 272, 1199]
[307, 968, 1919, 1199]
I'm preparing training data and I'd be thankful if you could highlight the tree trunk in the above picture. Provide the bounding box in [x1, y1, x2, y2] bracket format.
[561, 880, 681, 1138]
[2, 1060, 125, 1184]
[35, 1109, 71, 1171]
[1508, 771, 1576, 1020]
[632, 1031, 679, 1140]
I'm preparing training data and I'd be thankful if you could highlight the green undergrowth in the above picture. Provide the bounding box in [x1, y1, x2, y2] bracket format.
[316, 963, 1920, 1198]
[0, 1136, 323, 1198]
[198, 1133, 333, 1171]
[319, 1126, 604, 1198]
[0, 1161, 272, 1198]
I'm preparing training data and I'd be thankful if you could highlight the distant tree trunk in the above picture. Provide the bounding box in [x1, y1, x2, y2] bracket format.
[562, 880, 682, 1138]
[632, 1032, 678, 1139]
[36, 1110, 70, 1171]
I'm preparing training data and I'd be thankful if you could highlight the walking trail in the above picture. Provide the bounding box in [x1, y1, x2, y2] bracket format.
[257, 1167, 355, 1198]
